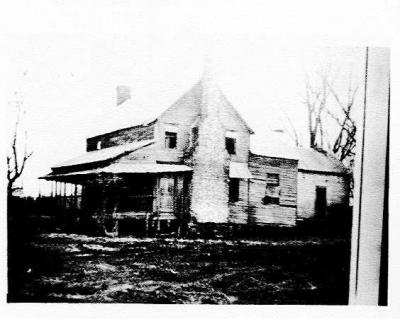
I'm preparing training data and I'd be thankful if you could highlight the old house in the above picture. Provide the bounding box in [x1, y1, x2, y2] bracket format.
[41, 67, 350, 235]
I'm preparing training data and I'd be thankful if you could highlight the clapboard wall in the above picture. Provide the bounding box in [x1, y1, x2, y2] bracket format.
[228, 179, 250, 224]
[297, 170, 350, 219]
[228, 154, 298, 226]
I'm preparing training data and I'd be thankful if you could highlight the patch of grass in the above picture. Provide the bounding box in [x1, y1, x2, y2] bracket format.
[8, 233, 350, 304]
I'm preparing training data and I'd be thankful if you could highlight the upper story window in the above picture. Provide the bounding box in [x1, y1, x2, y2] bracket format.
[225, 131, 237, 155]
[165, 131, 177, 149]
[225, 137, 236, 155]
[191, 126, 199, 145]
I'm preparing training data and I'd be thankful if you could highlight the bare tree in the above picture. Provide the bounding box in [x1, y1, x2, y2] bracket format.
[303, 73, 330, 150]
[7, 100, 33, 197]
[326, 81, 358, 166]
[281, 112, 301, 147]
[303, 71, 358, 166]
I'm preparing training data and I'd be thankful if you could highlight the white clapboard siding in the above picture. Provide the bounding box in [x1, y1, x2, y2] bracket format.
[297, 171, 350, 219]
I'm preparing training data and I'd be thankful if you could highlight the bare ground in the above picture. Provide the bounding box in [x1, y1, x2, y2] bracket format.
[8, 233, 350, 304]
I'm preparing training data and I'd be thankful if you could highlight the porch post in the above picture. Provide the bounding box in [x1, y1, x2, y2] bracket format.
[157, 204, 161, 233]
[99, 176, 107, 235]
[56, 181, 59, 205]
[74, 184, 78, 208]
[145, 211, 149, 236]
[247, 178, 250, 224]
[51, 181, 54, 198]
[63, 182, 67, 208]
[156, 176, 161, 235]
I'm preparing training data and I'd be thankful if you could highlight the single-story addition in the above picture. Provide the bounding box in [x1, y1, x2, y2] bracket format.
[41, 68, 350, 235]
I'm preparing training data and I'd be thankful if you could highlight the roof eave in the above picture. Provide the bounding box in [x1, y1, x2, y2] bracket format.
[298, 168, 350, 176]
[249, 151, 299, 161]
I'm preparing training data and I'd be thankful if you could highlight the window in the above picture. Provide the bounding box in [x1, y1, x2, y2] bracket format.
[266, 173, 280, 186]
[225, 137, 236, 155]
[165, 131, 177, 149]
[263, 173, 280, 205]
[191, 126, 199, 145]
[118, 178, 154, 212]
[229, 178, 239, 203]
[96, 141, 102, 150]
[262, 196, 280, 205]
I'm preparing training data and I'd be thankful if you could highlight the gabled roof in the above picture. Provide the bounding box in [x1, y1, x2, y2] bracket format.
[88, 76, 254, 138]
[251, 140, 348, 175]
[218, 90, 254, 134]
[251, 139, 299, 161]
[52, 139, 155, 169]
[295, 147, 349, 174]
[88, 98, 160, 138]
[250, 144, 348, 175]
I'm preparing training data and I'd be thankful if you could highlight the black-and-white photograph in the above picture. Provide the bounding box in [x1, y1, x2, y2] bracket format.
[2, 0, 393, 315]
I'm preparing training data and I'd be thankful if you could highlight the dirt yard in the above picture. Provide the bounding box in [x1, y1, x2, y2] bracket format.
[8, 233, 350, 304]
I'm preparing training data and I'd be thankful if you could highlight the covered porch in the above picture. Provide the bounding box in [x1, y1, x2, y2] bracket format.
[40, 163, 192, 236]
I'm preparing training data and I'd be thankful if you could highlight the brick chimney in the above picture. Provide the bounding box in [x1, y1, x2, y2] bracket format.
[116, 85, 131, 106]
[190, 59, 230, 223]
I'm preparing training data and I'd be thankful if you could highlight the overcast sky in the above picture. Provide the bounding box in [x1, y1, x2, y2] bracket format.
[3, 2, 371, 197]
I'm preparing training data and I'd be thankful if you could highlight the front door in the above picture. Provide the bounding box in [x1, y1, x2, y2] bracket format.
[315, 186, 327, 218]
[159, 176, 175, 213]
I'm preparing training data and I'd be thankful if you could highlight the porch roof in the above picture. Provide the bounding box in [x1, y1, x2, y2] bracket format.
[41, 162, 193, 182]
[52, 139, 155, 169]
[229, 162, 253, 179]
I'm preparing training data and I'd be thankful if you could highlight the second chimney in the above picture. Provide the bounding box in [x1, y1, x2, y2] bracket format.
[116, 85, 131, 106]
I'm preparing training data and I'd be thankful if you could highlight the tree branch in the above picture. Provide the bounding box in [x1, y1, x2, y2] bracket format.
[7, 98, 33, 196]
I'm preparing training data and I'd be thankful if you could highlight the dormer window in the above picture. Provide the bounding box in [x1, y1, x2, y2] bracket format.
[165, 131, 177, 149]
